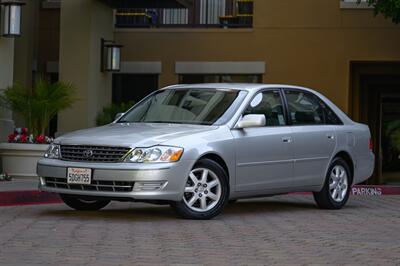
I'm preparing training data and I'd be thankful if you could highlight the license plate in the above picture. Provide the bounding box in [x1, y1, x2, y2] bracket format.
[67, 168, 92, 185]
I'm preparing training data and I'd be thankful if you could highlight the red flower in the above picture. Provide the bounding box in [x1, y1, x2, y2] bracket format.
[19, 134, 28, 143]
[35, 135, 46, 144]
[21, 128, 28, 134]
[8, 133, 16, 142]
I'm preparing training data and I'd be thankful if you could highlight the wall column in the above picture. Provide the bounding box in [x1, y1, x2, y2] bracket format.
[0, 37, 15, 142]
[12, 0, 40, 128]
[58, 0, 114, 133]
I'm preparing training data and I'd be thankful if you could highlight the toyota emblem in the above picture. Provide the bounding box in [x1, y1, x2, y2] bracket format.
[83, 149, 93, 158]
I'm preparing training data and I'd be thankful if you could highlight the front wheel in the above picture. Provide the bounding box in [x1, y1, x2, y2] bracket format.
[60, 194, 110, 211]
[313, 157, 351, 209]
[171, 159, 229, 219]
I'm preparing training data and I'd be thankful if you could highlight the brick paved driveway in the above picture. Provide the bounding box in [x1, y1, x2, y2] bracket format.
[0, 195, 399, 266]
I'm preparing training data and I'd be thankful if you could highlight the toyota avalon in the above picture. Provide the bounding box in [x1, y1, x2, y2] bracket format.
[37, 84, 375, 219]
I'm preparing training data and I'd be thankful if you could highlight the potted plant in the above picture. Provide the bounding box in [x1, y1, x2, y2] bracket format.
[0, 79, 76, 179]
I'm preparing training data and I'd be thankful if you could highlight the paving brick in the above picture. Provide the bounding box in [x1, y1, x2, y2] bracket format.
[0, 195, 399, 265]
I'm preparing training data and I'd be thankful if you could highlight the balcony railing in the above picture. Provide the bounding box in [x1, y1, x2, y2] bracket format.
[115, 0, 253, 28]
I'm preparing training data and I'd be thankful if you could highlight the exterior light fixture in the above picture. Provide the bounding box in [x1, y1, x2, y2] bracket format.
[101, 38, 123, 72]
[1, 0, 25, 37]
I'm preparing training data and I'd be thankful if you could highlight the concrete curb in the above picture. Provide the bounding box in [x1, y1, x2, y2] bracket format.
[0, 190, 61, 206]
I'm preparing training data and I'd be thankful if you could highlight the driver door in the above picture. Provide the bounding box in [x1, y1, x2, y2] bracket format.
[231, 89, 294, 191]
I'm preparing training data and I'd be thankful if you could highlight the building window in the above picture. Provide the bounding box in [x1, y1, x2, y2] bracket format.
[179, 74, 262, 84]
[162, 9, 189, 25]
[112, 74, 158, 104]
[115, 0, 253, 28]
[199, 0, 226, 25]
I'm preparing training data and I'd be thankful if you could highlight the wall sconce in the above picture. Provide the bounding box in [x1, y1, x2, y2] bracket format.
[101, 38, 123, 72]
[1, 0, 25, 37]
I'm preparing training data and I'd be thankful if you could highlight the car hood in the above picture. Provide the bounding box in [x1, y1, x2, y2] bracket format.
[55, 123, 218, 147]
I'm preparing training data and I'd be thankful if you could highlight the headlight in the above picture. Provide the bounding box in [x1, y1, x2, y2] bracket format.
[125, 146, 183, 163]
[44, 143, 60, 159]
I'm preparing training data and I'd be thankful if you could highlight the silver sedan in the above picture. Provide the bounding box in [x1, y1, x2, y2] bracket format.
[37, 84, 375, 219]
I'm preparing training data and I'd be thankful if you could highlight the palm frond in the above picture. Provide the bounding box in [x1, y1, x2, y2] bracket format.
[1, 79, 77, 135]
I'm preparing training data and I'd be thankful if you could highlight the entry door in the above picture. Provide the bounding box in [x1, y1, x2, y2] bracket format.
[232, 90, 293, 191]
[380, 95, 400, 184]
[284, 89, 337, 188]
[362, 77, 400, 184]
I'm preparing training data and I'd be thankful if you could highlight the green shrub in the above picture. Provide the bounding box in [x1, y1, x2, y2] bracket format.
[368, 0, 400, 24]
[96, 101, 135, 126]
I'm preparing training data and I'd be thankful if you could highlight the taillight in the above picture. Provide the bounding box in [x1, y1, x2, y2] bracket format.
[369, 138, 373, 151]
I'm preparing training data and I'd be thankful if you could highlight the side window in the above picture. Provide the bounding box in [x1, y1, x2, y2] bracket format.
[243, 90, 286, 126]
[320, 101, 343, 125]
[285, 90, 324, 125]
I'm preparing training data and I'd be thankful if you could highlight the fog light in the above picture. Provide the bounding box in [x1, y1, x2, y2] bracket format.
[133, 181, 167, 191]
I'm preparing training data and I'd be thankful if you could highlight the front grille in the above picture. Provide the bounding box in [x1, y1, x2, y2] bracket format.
[44, 177, 134, 192]
[60, 145, 131, 162]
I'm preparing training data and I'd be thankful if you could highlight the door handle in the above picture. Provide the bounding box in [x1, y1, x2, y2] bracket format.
[327, 134, 335, 140]
[282, 137, 292, 143]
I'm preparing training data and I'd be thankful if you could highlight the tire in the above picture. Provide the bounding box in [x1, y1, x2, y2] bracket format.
[171, 159, 229, 220]
[60, 194, 110, 211]
[313, 157, 351, 210]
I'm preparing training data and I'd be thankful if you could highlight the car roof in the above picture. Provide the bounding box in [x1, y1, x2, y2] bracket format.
[163, 83, 318, 93]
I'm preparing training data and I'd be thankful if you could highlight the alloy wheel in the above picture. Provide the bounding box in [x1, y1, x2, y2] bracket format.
[183, 168, 222, 212]
[329, 165, 348, 202]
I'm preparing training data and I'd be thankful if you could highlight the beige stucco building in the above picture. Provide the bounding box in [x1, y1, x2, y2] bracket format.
[0, 36, 14, 142]
[1, 0, 400, 184]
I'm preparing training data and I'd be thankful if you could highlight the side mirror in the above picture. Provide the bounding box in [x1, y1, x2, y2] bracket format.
[236, 114, 266, 129]
[114, 112, 124, 121]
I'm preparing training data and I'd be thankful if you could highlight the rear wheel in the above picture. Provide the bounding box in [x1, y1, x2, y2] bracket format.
[60, 194, 110, 211]
[313, 157, 351, 209]
[171, 159, 229, 219]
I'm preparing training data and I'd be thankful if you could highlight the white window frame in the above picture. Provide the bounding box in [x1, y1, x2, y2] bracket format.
[175, 61, 266, 74]
[120, 61, 162, 74]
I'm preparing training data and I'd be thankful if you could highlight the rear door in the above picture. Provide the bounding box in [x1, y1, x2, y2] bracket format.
[284, 89, 337, 188]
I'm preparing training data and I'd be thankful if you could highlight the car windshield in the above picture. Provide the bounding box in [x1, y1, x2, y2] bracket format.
[117, 88, 246, 125]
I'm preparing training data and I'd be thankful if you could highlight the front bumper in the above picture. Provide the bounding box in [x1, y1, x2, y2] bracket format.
[37, 158, 195, 201]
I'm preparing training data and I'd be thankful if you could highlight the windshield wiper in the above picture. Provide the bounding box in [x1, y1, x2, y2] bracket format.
[116, 120, 212, 125]
[145, 121, 212, 125]
[144, 121, 186, 124]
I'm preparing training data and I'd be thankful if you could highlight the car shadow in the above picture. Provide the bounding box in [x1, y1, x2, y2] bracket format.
[225, 200, 317, 213]
[39, 197, 364, 221]
[40, 204, 178, 221]
[224, 198, 364, 214]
